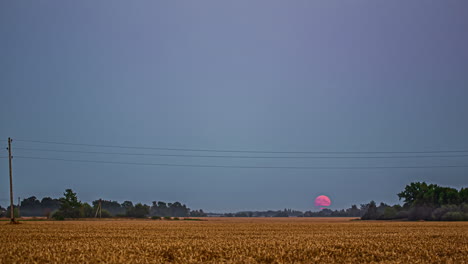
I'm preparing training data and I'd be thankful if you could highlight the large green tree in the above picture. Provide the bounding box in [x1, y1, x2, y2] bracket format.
[53, 189, 83, 219]
[397, 182, 461, 208]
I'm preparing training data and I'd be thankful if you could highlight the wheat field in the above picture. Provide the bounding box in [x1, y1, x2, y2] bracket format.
[0, 218, 467, 263]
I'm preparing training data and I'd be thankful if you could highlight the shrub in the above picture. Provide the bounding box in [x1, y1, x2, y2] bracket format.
[164, 216, 171, 220]
[395, 210, 409, 219]
[381, 207, 397, 220]
[96, 209, 112, 218]
[431, 207, 449, 221]
[460, 203, 468, 213]
[441, 212, 467, 221]
[408, 205, 434, 221]
[151, 216, 161, 220]
[52, 211, 65, 221]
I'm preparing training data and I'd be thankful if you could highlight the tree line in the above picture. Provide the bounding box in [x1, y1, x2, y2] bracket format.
[1, 182, 466, 221]
[0, 189, 206, 219]
[361, 182, 468, 221]
[218, 204, 366, 218]
[216, 182, 468, 220]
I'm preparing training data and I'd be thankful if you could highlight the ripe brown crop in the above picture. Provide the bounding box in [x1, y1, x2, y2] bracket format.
[0, 218, 466, 263]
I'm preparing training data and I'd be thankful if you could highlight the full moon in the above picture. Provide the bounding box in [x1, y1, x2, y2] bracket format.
[314, 195, 331, 208]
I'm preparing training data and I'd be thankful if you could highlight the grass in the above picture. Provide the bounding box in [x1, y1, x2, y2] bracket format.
[0, 218, 466, 263]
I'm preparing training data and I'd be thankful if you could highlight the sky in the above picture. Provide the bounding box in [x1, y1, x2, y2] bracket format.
[0, 1, 467, 212]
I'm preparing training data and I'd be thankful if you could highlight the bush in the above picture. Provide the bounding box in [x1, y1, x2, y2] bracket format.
[13, 208, 20, 218]
[395, 210, 409, 219]
[431, 207, 449, 221]
[441, 212, 467, 221]
[96, 209, 112, 218]
[52, 211, 65, 221]
[431, 204, 466, 221]
[151, 216, 161, 220]
[164, 216, 171, 220]
[408, 205, 434, 221]
[381, 207, 397, 219]
[173, 217, 179, 220]
[81, 203, 94, 218]
[460, 203, 468, 213]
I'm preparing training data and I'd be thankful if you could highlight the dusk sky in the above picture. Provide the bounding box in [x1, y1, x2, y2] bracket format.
[1, 1, 467, 212]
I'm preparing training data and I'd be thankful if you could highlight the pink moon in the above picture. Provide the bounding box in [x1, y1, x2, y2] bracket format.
[314, 195, 331, 207]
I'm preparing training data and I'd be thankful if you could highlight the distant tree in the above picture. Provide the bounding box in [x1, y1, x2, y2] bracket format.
[41, 197, 61, 213]
[169, 202, 190, 217]
[442, 211, 467, 221]
[190, 209, 207, 217]
[21, 196, 41, 207]
[0, 205, 6, 217]
[393, 182, 468, 221]
[81, 203, 94, 218]
[121, 201, 134, 216]
[93, 200, 124, 216]
[127, 203, 150, 218]
[460, 188, 468, 203]
[361, 201, 378, 220]
[234, 212, 249, 217]
[20, 196, 42, 216]
[64, 189, 81, 207]
[100, 209, 112, 218]
[398, 182, 429, 207]
[382, 207, 397, 219]
[273, 211, 289, 217]
[346, 205, 361, 217]
[150, 201, 189, 217]
[53, 189, 82, 219]
[122, 201, 134, 209]
[398, 182, 461, 208]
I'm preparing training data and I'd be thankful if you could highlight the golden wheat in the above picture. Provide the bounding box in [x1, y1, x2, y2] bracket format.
[0, 218, 466, 263]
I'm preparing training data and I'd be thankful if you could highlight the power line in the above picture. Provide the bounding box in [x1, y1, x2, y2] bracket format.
[13, 147, 468, 159]
[12, 155, 468, 170]
[13, 139, 468, 154]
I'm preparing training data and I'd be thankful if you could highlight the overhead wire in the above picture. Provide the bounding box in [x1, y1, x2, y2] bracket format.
[13, 147, 468, 159]
[12, 155, 468, 170]
[13, 139, 468, 154]
[6, 138, 468, 170]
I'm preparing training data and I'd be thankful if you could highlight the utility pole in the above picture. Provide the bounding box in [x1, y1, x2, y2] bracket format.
[95, 199, 102, 219]
[8, 137, 15, 223]
[17, 197, 20, 218]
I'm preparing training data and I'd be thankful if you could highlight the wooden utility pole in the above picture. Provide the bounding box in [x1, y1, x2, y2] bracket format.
[95, 199, 102, 218]
[17, 197, 20, 218]
[8, 137, 15, 223]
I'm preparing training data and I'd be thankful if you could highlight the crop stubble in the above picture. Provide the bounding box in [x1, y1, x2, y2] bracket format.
[0, 218, 467, 263]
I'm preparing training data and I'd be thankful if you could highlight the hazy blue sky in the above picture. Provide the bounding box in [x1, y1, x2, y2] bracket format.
[1, 1, 467, 212]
